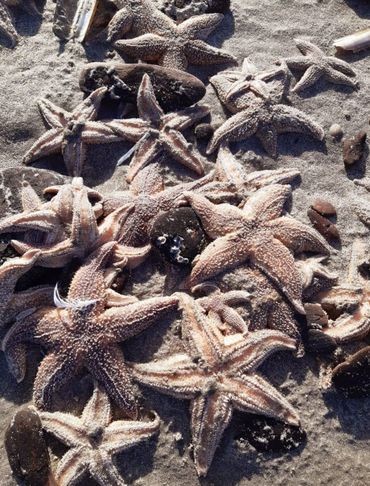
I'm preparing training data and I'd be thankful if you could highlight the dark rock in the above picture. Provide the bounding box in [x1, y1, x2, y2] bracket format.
[342, 130, 367, 166]
[310, 199, 337, 217]
[5, 407, 51, 486]
[332, 346, 370, 398]
[307, 208, 340, 241]
[236, 414, 306, 453]
[150, 208, 206, 266]
[79, 63, 206, 111]
[208, 0, 231, 13]
[194, 123, 214, 140]
[306, 329, 338, 353]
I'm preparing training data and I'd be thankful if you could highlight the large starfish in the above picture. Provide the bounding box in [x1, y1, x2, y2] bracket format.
[0, 0, 40, 46]
[282, 39, 358, 94]
[40, 384, 160, 486]
[22, 87, 148, 176]
[2, 242, 179, 414]
[130, 293, 300, 476]
[120, 74, 209, 182]
[110, 0, 236, 71]
[182, 184, 331, 313]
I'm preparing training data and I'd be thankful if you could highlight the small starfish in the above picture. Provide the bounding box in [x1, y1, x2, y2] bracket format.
[296, 255, 337, 290]
[2, 242, 179, 414]
[118, 74, 208, 182]
[110, 0, 236, 71]
[40, 383, 160, 486]
[0, 0, 40, 46]
[282, 39, 358, 94]
[22, 87, 148, 176]
[182, 184, 331, 313]
[130, 293, 300, 476]
[207, 88, 325, 157]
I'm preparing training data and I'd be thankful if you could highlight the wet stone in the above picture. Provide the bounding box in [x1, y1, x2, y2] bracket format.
[307, 208, 340, 241]
[150, 208, 206, 266]
[79, 63, 206, 111]
[332, 346, 370, 398]
[194, 123, 214, 140]
[310, 199, 337, 217]
[5, 408, 51, 486]
[342, 130, 367, 166]
[306, 329, 338, 354]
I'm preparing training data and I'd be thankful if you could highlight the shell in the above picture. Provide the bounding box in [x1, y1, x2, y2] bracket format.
[54, 0, 98, 42]
[334, 28, 370, 53]
[71, 0, 98, 42]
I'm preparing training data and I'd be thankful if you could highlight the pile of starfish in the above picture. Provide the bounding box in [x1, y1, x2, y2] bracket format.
[0, 1, 368, 485]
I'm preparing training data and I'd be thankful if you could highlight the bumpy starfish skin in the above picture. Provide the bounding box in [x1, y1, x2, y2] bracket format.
[182, 184, 331, 313]
[296, 256, 337, 290]
[2, 243, 179, 414]
[130, 293, 300, 476]
[110, 0, 236, 71]
[283, 39, 358, 93]
[0, 0, 40, 46]
[22, 87, 148, 176]
[120, 74, 208, 182]
[40, 384, 160, 486]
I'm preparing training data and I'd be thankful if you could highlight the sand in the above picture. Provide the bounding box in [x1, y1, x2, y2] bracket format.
[0, 0, 369, 485]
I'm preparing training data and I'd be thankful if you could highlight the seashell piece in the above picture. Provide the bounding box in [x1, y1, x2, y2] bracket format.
[70, 0, 98, 42]
[334, 28, 370, 53]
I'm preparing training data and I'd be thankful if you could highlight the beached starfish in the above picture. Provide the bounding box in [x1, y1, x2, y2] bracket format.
[130, 293, 300, 476]
[118, 74, 208, 182]
[182, 184, 331, 313]
[110, 0, 236, 71]
[2, 243, 179, 414]
[207, 86, 325, 156]
[282, 39, 358, 94]
[22, 87, 148, 176]
[40, 383, 160, 486]
[0, 0, 40, 46]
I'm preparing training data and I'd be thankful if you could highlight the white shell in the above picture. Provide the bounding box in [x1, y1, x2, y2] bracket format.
[334, 28, 370, 53]
[71, 0, 99, 42]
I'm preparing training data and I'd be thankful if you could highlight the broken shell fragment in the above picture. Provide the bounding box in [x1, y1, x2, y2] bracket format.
[334, 29, 370, 53]
[54, 0, 99, 42]
[332, 346, 370, 398]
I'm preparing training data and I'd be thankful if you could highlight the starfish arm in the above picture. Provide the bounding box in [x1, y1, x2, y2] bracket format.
[126, 135, 161, 183]
[4, 286, 54, 327]
[130, 353, 204, 399]
[129, 164, 164, 196]
[20, 181, 43, 211]
[250, 235, 304, 314]
[270, 301, 303, 353]
[89, 454, 126, 486]
[214, 306, 249, 333]
[0, 209, 61, 235]
[81, 384, 111, 428]
[163, 105, 209, 131]
[54, 448, 89, 486]
[22, 128, 64, 164]
[87, 347, 138, 418]
[178, 13, 224, 39]
[38, 98, 69, 128]
[324, 66, 358, 88]
[40, 412, 88, 448]
[207, 109, 259, 154]
[11, 238, 76, 268]
[327, 57, 357, 76]
[102, 413, 160, 455]
[114, 34, 168, 62]
[266, 215, 331, 254]
[73, 87, 107, 122]
[137, 74, 164, 123]
[101, 296, 179, 342]
[223, 329, 297, 373]
[70, 187, 99, 249]
[81, 120, 148, 143]
[190, 393, 233, 477]
[33, 352, 80, 410]
[272, 104, 325, 140]
[243, 184, 291, 222]
[291, 65, 323, 93]
[322, 306, 370, 344]
[295, 39, 324, 57]
[187, 232, 250, 288]
[107, 7, 133, 42]
[105, 289, 139, 308]
[62, 130, 87, 177]
[243, 167, 300, 188]
[114, 243, 152, 269]
[0, 3, 18, 46]
[185, 40, 237, 66]
[256, 123, 279, 157]
[161, 47, 189, 70]
[97, 203, 134, 244]
[223, 374, 300, 425]
[161, 128, 205, 175]
[283, 57, 313, 70]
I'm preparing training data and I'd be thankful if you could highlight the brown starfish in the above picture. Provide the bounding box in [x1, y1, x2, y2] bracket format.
[109, 0, 236, 71]
[130, 293, 300, 476]
[182, 184, 331, 313]
[40, 383, 160, 486]
[0, 0, 40, 46]
[2, 242, 179, 415]
[22, 87, 148, 176]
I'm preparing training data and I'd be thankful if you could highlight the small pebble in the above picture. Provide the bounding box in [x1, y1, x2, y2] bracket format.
[329, 123, 343, 140]
[342, 130, 367, 165]
[307, 208, 340, 241]
[332, 346, 370, 398]
[194, 123, 214, 140]
[310, 199, 337, 217]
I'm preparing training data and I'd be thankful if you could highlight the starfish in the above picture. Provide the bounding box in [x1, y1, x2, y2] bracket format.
[2, 242, 179, 414]
[118, 74, 209, 182]
[0, 0, 40, 46]
[130, 293, 300, 476]
[40, 383, 160, 486]
[22, 87, 148, 176]
[0, 178, 150, 268]
[181, 184, 331, 313]
[207, 87, 325, 157]
[110, 0, 236, 71]
[282, 39, 358, 94]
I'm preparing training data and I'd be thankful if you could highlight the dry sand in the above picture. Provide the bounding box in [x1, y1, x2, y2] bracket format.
[0, 0, 370, 485]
